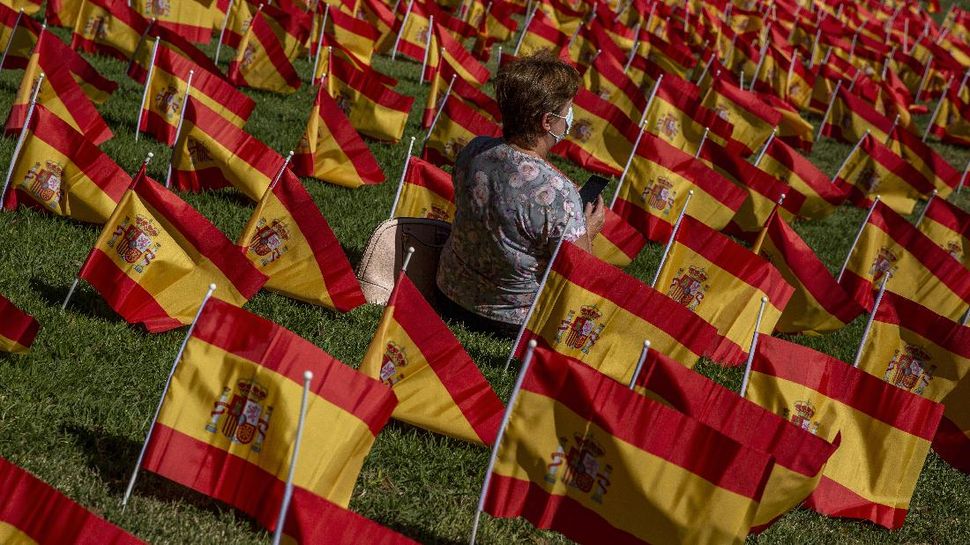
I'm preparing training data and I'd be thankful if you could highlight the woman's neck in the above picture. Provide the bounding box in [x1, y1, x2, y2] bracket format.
[507, 137, 551, 160]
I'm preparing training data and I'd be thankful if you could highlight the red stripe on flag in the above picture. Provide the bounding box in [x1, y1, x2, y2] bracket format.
[804, 476, 908, 530]
[932, 416, 970, 474]
[0, 295, 39, 349]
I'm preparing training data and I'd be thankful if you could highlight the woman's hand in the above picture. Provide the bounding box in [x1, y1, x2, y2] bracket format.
[584, 195, 606, 239]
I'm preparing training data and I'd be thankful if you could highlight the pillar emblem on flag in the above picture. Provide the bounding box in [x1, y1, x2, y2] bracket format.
[714, 105, 731, 122]
[790, 82, 802, 98]
[544, 432, 612, 504]
[667, 266, 709, 311]
[417, 25, 430, 45]
[884, 344, 935, 395]
[868, 247, 898, 284]
[335, 92, 354, 117]
[187, 137, 213, 165]
[23, 160, 64, 208]
[858, 166, 881, 193]
[641, 176, 675, 215]
[596, 88, 612, 101]
[142, 0, 171, 17]
[555, 305, 605, 354]
[783, 399, 820, 435]
[655, 113, 680, 140]
[205, 379, 273, 451]
[944, 240, 963, 260]
[153, 85, 182, 120]
[241, 43, 258, 70]
[248, 217, 290, 266]
[570, 119, 594, 143]
[83, 15, 110, 40]
[422, 205, 450, 221]
[379, 341, 407, 386]
[444, 137, 470, 161]
[107, 215, 162, 273]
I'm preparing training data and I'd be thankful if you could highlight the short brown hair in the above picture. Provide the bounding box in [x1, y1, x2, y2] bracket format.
[494, 50, 581, 147]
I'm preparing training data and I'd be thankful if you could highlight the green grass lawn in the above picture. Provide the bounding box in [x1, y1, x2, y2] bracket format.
[2, 14, 970, 545]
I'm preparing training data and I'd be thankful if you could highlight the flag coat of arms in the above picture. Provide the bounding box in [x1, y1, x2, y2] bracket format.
[70, 0, 148, 61]
[229, 9, 302, 94]
[170, 99, 283, 201]
[515, 241, 719, 381]
[3, 105, 130, 224]
[632, 347, 839, 533]
[388, 0, 433, 62]
[484, 346, 776, 545]
[392, 156, 455, 222]
[834, 132, 935, 216]
[142, 298, 397, 530]
[0, 457, 145, 544]
[612, 130, 747, 243]
[281, 487, 419, 545]
[918, 197, 970, 267]
[855, 292, 970, 474]
[78, 173, 267, 333]
[360, 273, 504, 445]
[654, 215, 794, 366]
[237, 169, 365, 312]
[840, 201, 970, 322]
[293, 81, 385, 188]
[644, 75, 736, 157]
[328, 53, 413, 142]
[423, 95, 501, 166]
[552, 88, 639, 177]
[757, 136, 846, 219]
[0, 295, 39, 354]
[591, 208, 648, 268]
[747, 336, 944, 529]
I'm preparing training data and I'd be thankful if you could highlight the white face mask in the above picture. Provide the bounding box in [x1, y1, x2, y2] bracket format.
[547, 105, 574, 143]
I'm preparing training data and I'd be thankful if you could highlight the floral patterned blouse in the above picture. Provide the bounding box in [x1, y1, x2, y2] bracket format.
[436, 137, 587, 325]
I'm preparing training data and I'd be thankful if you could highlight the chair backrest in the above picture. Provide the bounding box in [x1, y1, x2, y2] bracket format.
[356, 218, 452, 306]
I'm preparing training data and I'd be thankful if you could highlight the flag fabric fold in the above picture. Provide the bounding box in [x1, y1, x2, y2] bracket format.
[0, 295, 40, 354]
[392, 156, 455, 222]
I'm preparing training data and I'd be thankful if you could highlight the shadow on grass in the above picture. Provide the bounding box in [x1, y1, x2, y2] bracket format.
[385, 522, 467, 545]
[29, 277, 124, 325]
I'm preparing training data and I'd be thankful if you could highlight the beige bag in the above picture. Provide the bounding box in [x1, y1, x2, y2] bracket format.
[356, 218, 452, 306]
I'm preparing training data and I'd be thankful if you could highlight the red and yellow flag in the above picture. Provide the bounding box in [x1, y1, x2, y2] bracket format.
[516, 9, 569, 58]
[644, 75, 736, 156]
[612, 130, 746, 242]
[0, 3, 39, 70]
[142, 298, 396, 529]
[592, 208, 647, 268]
[423, 94, 501, 166]
[756, 136, 846, 219]
[516, 241, 719, 380]
[130, 0, 212, 43]
[128, 22, 225, 84]
[77, 172, 267, 333]
[821, 85, 896, 145]
[328, 53, 413, 142]
[170, 99, 282, 201]
[582, 51, 648, 122]
[238, 169, 365, 312]
[918, 196, 970, 267]
[423, 22, 490, 85]
[70, 0, 148, 61]
[0, 295, 39, 354]
[423, 58, 500, 128]
[834, 132, 935, 215]
[928, 85, 970, 147]
[392, 155, 454, 222]
[840, 201, 970, 322]
[360, 272, 503, 445]
[282, 487, 419, 545]
[654, 215, 794, 365]
[701, 77, 781, 157]
[633, 347, 839, 533]
[293, 81, 385, 188]
[46, 0, 83, 28]
[552, 88, 639, 177]
[3, 106, 129, 224]
[485, 346, 776, 544]
[325, 7, 381, 67]
[746, 336, 944, 529]
[890, 124, 963, 199]
[229, 9, 302, 94]
[388, 0, 433, 61]
[0, 457, 145, 544]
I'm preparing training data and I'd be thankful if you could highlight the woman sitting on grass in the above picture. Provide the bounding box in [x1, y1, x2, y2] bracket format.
[436, 50, 606, 338]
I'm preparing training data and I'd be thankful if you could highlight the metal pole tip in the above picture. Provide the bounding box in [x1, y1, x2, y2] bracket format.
[528, 339, 538, 348]
[303, 370, 313, 381]
[643, 340, 651, 348]
[761, 296, 768, 303]
[208, 283, 217, 291]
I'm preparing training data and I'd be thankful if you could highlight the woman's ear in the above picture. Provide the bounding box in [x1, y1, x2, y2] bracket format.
[540, 111, 553, 132]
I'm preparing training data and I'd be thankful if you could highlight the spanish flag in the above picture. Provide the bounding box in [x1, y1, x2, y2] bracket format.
[746, 336, 944, 529]
[325, 7, 381, 67]
[516, 241, 719, 381]
[612, 130, 746, 243]
[0, 0, 40, 15]
[592, 208, 647, 268]
[0, 3, 39, 70]
[170, 99, 281, 201]
[582, 51, 648, 123]
[636, 29, 696, 80]
[71, 0, 148, 61]
[644, 75, 736, 156]
[229, 9, 302, 94]
[3, 105, 130, 224]
[360, 272, 503, 445]
[329, 53, 413, 142]
[759, 213, 865, 335]
[756, 136, 846, 219]
[854, 292, 970, 474]
[632, 347, 839, 533]
[890, 124, 962, 199]
[786, 54, 816, 111]
[238, 169, 366, 312]
[840, 201, 970, 321]
[423, 58, 500, 129]
[46, 0, 82, 28]
[484, 346, 775, 544]
[424, 22, 490, 85]
[834, 132, 935, 215]
[701, 77, 781, 157]
[130, 0, 213, 43]
[0, 295, 39, 354]
[423, 94, 501, 166]
[260, 2, 312, 59]
[141, 43, 256, 146]
[928, 86, 970, 147]
[142, 298, 396, 529]
[77, 172, 267, 333]
[389, 0, 432, 61]
[552, 88, 639, 177]
[281, 487, 419, 545]
[293, 81, 385, 189]
[918, 196, 970, 267]
[43, 25, 118, 104]
[654, 215, 794, 366]
[0, 457, 145, 544]
[219, 0, 257, 49]
[516, 9, 569, 58]
[128, 21, 225, 84]
[822, 85, 896, 145]
[392, 156, 454, 222]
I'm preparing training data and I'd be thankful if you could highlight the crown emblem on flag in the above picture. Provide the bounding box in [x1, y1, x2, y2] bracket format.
[544, 431, 613, 504]
[424, 205, 450, 222]
[555, 305, 605, 354]
[869, 247, 898, 284]
[83, 15, 110, 41]
[335, 92, 354, 117]
[24, 160, 64, 208]
[714, 105, 731, 122]
[106, 215, 162, 273]
[154, 85, 183, 120]
[783, 399, 820, 435]
[667, 265, 709, 311]
[858, 166, 881, 193]
[655, 113, 680, 140]
[641, 176, 675, 215]
[379, 341, 408, 386]
[248, 217, 290, 267]
[205, 379, 274, 451]
[241, 43, 258, 70]
[142, 0, 171, 17]
[945, 240, 963, 260]
[186, 137, 212, 165]
[884, 344, 935, 395]
[570, 119, 594, 143]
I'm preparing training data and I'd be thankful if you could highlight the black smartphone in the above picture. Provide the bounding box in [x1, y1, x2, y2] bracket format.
[579, 174, 609, 207]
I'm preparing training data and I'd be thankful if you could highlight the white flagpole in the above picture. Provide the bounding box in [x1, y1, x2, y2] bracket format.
[624, 22, 641, 71]
[126, 18, 156, 77]
[0, 73, 43, 210]
[627, 340, 651, 389]
[400, 245, 416, 274]
[914, 57, 933, 104]
[270, 370, 314, 545]
[739, 297, 768, 397]
[749, 26, 770, 91]
[955, 159, 970, 195]
[310, 3, 330, 84]
[695, 54, 714, 84]
[165, 70, 195, 188]
[419, 16, 435, 84]
[121, 283, 218, 509]
[837, 195, 880, 283]
[753, 128, 777, 166]
[785, 50, 799, 100]
[390, 0, 414, 60]
[915, 189, 937, 227]
[268, 151, 294, 191]
[504, 238, 564, 372]
[693, 127, 709, 158]
[808, 28, 822, 68]
[816, 80, 842, 142]
[389, 136, 416, 218]
[134, 37, 161, 142]
[610, 75, 662, 208]
[831, 129, 869, 183]
[470, 339, 537, 545]
[0, 9, 24, 77]
[924, 75, 954, 142]
[651, 189, 694, 288]
[214, 0, 235, 64]
[421, 75, 456, 153]
[885, 114, 900, 145]
[852, 273, 890, 367]
[513, 4, 536, 55]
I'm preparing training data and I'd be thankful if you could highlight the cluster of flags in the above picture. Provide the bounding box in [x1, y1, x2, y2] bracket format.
[3, 0, 970, 541]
